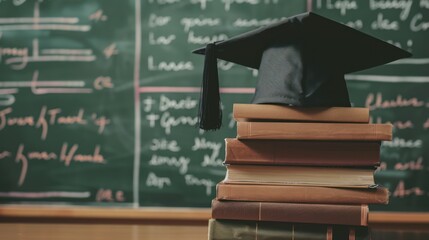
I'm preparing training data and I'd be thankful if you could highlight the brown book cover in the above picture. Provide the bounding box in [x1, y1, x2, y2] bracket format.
[208, 219, 370, 240]
[225, 138, 381, 167]
[223, 165, 375, 188]
[216, 182, 389, 204]
[237, 122, 392, 141]
[212, 200, 368, 226]
[233, 104, 370, 123]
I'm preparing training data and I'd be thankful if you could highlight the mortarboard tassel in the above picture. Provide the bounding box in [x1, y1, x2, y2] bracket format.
[198, 43, 222, 130]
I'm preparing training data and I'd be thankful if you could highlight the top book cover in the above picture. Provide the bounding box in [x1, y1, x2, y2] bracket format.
[233, 104, 370, 123]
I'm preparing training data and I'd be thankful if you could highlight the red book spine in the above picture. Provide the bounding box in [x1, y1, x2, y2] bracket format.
[212, 200, 368, 226]
[225, 138, 380, 167]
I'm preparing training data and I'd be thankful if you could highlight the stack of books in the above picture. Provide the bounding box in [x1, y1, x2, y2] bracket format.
[208, 104, 392, 240]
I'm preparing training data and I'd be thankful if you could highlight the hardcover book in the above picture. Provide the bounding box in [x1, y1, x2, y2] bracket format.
[237, 122, 392, 141]
[216, 182, 389, 204]
[223, 165, 376, 188]
[211, 200, 369, 226]
[225, 138, 381, 167]
[233, 104, 370, 123]
[208, 219, 370, 240]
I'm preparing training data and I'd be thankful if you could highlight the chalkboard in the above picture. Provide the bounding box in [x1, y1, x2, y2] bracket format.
[0, 0, 427, 214]
[0, 0, 136, 206]
[311, 0, 429, 212]
[0, 0, 306, 208]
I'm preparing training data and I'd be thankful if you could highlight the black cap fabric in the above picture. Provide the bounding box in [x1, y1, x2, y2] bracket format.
[193, 12, 412, 131]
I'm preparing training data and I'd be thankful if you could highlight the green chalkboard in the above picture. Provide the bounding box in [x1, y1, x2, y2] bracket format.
[0, 0, 136, 206]
[0, 0, 307, 208]
[0, 0, 428, 213]
[139, 0, 307, 207]
[311, 0, 429, 212]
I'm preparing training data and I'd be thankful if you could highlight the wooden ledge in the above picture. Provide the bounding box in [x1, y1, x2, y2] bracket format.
[0, 205, 210, 222]
[1, 205, 429, 226]
[369, 212, 429, 224]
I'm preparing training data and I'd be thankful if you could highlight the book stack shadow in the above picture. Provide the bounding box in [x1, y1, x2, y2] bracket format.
[208, 104, 392, 240]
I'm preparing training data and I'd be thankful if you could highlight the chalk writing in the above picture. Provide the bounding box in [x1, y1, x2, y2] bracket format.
[149, 32, 176, 45]
[369, 0, 413, 21]
[383, 137, 423, 148]
[0, 106, 110, 140]
[96, 189, 125, 202]
[2, 38, 95, 70]
[371, 117, 414, 129]
[159, 95, 197, 111]
[91, 114, 111, 134]
[191, 137, 221, 155]
[421, 0, 429, 8]
[222, 0, 259, 11]
[148, 154, 190, 174]
[61, 144, 105, 166]
[365, 93, 424, 110]
[192, 137, 223, 167]
[142, 96, 156, 112]
[146, 112, 198, 134]
[391, 120, 414, 129]
[0, 151, 11, 159]
[187, 31, 228, 45]
[321, 0, 358, 15]
[89, 9, 107, 22]
[0, 47, 29, 69]
[201, 154, 223, 167]
[103, 44, 118, 59]
[218, 60, 235, 71]
[146, 172, 171, 189]
[12, 143, 105, 186]
[344, 19, 364, 29]
[148, 14, 171, 27]
[150, 138, 180, 152]
[180, 17, 221, 32]
[393, 180, 425, 198]
[192, 137, 221, 159]
[184, 174, 215, 195]
[233, 17, 285, 27]
[93, 76, 113, 90]
[410, 13, 429, 32]
[371, 13, 400, 30]
[147, 56, 194, 71]
[394, 157, 424, 171]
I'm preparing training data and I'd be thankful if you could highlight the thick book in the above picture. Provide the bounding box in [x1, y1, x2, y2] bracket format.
[208, 219, 370, 240]
[211, 200, 369, 226]
[223, 165, 376, 188]
[216, 182, 389, 204]
[225, 138, 381, 167]
[237, 122, 392, 141]
[233, 103, 370, 123]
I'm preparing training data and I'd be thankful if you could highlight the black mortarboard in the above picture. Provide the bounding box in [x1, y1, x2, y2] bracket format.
[193, 12, 411, 131]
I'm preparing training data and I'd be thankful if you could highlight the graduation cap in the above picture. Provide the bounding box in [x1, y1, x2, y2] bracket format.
[193, 12, 411, 131]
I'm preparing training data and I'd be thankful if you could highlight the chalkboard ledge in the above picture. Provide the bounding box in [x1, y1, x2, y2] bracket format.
[369, 212, 429, 229]
[1, 205, 429, 227]
[0, 205, 210, 224]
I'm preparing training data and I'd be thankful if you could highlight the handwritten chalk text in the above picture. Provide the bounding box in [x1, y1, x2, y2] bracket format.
[184, 174, 215, 195]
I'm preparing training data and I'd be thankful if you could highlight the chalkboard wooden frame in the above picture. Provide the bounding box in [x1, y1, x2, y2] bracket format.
[0, 205, 210, 222]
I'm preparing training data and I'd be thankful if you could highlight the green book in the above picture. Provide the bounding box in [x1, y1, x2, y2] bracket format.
[208, 219, 370, 240]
